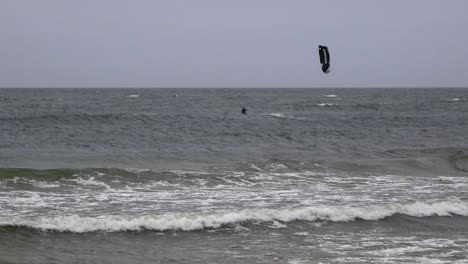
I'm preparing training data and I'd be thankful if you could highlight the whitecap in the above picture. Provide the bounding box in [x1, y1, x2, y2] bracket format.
[317, 103, 336, 107]
[263, 113, 294, 119]
[249, 164, 264, 172]
[270, 220, 287, 228]
[265, 163, 288, 171]
[444, 98, 465, 103]
[5, 200, 467, 232]
[69, 176, 111, 189]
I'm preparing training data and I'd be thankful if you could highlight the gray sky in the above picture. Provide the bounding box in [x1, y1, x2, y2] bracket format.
[1, 0, 467, 88]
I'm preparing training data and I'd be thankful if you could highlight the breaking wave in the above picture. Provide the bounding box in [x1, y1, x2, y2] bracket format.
[262, 113, 299, 120]
[316, 103, 336, 107]
[2, 201, 467, 233]
[443, 98, 466, 103]
[1, 148, 467, 184]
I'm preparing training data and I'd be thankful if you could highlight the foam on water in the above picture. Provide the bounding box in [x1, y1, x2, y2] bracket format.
[446, 98, 465, 102]
[69, 176, 111, 189]
[2, 88, 467, 263]
[3, 200, 467, 232]
[263, 113, 296, 119]
[2, 166, 467, 221]
[317, 103, 336, 107]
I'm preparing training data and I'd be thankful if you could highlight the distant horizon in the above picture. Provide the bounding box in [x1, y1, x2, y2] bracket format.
[1, 86, 467, 89]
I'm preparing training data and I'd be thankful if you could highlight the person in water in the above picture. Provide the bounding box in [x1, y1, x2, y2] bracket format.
[242, 107, 247, 114]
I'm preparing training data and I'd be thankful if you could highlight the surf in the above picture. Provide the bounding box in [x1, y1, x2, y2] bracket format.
[2, 200, 467, 233]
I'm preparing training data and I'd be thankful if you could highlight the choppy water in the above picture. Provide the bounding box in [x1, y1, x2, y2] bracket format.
[1, 88, 467, 264]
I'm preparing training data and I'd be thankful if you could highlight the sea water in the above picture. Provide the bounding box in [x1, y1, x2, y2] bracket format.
[0, 88, 467, 263]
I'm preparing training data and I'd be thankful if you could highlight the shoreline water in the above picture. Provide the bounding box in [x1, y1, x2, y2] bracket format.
[1, 88, 467, 263]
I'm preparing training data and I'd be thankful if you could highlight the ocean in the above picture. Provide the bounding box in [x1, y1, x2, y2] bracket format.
[0, 88, 467, 264]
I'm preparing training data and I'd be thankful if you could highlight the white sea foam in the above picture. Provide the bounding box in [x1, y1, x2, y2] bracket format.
[4, 201, 467, 232]
[27, 180, 61, 189]
[443, 98, 466, 103]
[127, 94, 140, 98]
[324, 94, 337, 98]
[270, 220, 287, 228]
[265, 163, 288, 171]
[262, 112, 309, 120]
[317, 103, 336, 107]
[69, 176, 111, 189]
[249, 164, 264, 171]
[264, 113, 294, 119]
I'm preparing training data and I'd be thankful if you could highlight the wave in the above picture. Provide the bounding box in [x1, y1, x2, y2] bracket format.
[0, 168, 131, 181]
[449, 151, 468, 172]
[262, 113, 300, 120]
[442, 98, 466, 103]
[316, 103, 336, 107]
[1, 148, 467, 183]
[383, 148, 468, 174]
[2, 201, 467, 233]
[250, 148, 468, 175]
[0, 167, 229, 189]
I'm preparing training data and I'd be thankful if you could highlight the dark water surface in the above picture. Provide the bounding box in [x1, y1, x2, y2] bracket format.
[1, 88, 467, 263]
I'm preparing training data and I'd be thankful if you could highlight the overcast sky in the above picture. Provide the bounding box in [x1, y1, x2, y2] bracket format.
[1, 0, 467, 88]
